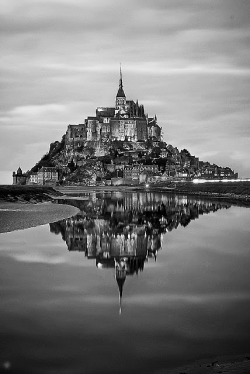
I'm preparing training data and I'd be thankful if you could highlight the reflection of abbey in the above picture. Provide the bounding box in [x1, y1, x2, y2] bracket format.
[65, 67, 162, 149]
[50, 192, 231, 312]
[50, 192, 231, 260]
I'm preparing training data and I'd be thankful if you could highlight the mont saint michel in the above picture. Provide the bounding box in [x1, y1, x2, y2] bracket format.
[12, 68, 238, 187]
[1, 1, 250, 373]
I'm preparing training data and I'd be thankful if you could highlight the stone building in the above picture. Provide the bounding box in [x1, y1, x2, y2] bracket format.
[65, 68, 162, 151]
[13, 167, 27, 185]
[37, 166, 58, 185]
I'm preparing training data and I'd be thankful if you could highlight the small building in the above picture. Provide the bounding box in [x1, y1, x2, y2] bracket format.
[141, 164, 159, 174]
[28, 172, 38, 184]
[124, 165, 140, 180]
[160, 149, 168, 158]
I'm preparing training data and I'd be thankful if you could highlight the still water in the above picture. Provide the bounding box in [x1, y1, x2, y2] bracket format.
[1, 192, 250, 374]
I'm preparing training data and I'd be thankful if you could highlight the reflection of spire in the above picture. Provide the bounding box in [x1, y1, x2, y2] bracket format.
[115, 258, 127, 315]
[116, 276, 125, 315]
[154, 251, 157, 261]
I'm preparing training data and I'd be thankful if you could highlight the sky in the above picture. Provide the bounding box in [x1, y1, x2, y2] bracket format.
[1, 0, 250, 183]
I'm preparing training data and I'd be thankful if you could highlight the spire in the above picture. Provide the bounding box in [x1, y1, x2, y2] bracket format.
[136, 100, 139, 117]
[116, 64, 126, 98]
[119, 63, 123, 88]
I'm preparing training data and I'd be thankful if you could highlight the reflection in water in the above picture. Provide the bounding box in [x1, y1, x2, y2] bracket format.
[50, 192, 231, 312]
[2, 193, 250, 374]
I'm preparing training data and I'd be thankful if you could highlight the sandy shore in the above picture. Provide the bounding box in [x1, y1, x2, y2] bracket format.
[0, 201, 79, 233]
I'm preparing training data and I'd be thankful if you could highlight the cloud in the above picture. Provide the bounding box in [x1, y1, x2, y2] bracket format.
[11, 104, 66, 116]
[85, 292, 250, 307]
[40, 61, 250, 76]
[0, 0, 250, 177]
[126, 292, 250, 305]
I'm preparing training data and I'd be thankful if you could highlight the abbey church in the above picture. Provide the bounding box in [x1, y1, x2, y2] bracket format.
[65, 68, 162, 150]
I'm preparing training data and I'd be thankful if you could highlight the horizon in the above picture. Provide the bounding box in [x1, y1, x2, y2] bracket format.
[1, 0, 250, 184]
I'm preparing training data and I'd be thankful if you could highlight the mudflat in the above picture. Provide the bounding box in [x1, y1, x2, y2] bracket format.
[0, 202, 79, 233]
[167, 354, 250, 374]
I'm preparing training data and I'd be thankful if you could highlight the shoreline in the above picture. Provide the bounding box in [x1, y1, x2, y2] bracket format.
[56, 184, 250, 207]
[1, 182, 250, 233]
[1, 182, 250, 207]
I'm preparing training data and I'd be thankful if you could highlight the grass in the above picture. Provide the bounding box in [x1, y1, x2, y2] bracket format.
[174, 181, 250, 196]
[0, 185, 62, 203]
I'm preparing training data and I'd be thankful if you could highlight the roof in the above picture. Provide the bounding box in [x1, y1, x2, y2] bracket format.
[96, 107, 115, 112]
[87, 116, 98, 120]
[116, 86, 126, 98]
[39, 167, 57, 172]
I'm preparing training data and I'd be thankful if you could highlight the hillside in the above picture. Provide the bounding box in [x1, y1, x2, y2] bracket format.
[26, 131, 237, 186]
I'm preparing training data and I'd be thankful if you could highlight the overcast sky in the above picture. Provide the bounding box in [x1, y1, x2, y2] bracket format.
[1, 0, 250, 183]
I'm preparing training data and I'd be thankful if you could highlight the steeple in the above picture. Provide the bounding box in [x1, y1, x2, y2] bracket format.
[116, 64, 126, 98]
[119, 64, 122, 87]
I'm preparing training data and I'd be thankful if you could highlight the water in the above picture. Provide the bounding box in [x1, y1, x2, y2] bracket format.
[1, 192, 250, 374]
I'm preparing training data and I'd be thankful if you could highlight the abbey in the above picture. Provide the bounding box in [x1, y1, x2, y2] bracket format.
[65, 68, 162, 150]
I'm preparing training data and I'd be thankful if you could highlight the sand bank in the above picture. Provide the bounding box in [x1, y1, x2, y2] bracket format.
[0, 202, 79, 234]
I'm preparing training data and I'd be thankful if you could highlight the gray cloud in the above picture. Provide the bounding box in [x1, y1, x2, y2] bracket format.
[0, 0, 250, 181]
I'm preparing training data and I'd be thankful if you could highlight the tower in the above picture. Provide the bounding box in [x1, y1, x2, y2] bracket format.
[13, 167, 26, 185]
[116, 65, 127, 112]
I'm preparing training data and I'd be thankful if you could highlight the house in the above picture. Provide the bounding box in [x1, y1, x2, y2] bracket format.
[124, 164, 159, 182]
[37, 167, 58, 185]
[28, 172, 38, 184]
